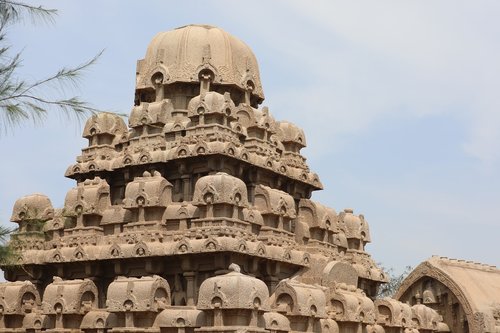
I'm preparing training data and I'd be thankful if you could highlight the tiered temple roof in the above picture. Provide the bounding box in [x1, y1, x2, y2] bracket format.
[2, 25, 453, 333]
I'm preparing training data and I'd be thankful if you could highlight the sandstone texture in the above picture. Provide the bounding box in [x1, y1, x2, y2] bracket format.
[2, 24, 497, 333]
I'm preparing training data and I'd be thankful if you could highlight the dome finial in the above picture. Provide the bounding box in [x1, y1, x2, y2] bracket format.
[136, 25, 265, 108]
[228, 263, 241, 273]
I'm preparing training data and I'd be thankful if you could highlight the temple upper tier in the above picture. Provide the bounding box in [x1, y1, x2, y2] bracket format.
[66, 24, 322, 204]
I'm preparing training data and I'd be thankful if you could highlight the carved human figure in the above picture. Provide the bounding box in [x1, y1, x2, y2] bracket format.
[172, 274, 187, 306]
[21, 292, 36, 313]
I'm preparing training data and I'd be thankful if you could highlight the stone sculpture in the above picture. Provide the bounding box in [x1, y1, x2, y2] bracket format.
[3, 24, 494, 333]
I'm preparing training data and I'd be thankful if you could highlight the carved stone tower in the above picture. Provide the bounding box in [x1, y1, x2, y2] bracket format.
[2, 25, 450, 333]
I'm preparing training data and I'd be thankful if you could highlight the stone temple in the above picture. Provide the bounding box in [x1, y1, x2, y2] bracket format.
[2, 25, 499, 333]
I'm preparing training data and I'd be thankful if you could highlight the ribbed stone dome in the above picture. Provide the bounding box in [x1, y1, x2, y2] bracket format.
[10, 193, 54, 223]
[136, 24, 264, 104]
[197, 264, 269, 310]
[82, 112, 127, 139]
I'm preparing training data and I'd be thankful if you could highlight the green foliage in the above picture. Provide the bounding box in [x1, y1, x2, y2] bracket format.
[0, 0, 103, 132]
[377, 265, 413, 298]
[0, 225, 16, 265]
[0, 0, 106, 266]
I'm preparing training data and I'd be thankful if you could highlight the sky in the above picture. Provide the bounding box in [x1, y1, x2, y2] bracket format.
[1, 0, 499, 275]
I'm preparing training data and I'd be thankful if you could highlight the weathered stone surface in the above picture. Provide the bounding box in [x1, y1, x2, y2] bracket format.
[106, 275, 171, 312]
[136, 25, 265, 104]
[3, 23, 493, 333]
[396, 256, 500, 333]
[11, 193, 54, 224]
[198, 264, 269, 311]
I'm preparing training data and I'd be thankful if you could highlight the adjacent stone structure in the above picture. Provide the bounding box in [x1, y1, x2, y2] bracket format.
[3, 24, 487, 333]
[396, 256, 500, 333]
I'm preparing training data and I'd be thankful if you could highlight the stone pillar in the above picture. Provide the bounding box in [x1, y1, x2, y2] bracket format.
[145, 259, 153, 274]
[250, 309, 258, 327]
[179, 218, 188, 231]
[206, 203, 213, 218]
[181, 175, 191, 202]
[184, 271, 196, 306]
[200, 73, 211, 96]
[213, 306, 223, 326]
[76, 211, 84, 228]
[278, 216, 284, 229]
[138, 206, 145, 223]
[125, 311, 134, 328]
[244, 82, 254, 105]
[55, 304, 63, 329]
[307, 317, 314, 332]
[114, 262, 123, 275]
[124, 300, 134, 328]
[232, 205, 238, 219]
[153, 74, 164, 102]
[57, 266, 64, 277]
[247, 182, 256, 205]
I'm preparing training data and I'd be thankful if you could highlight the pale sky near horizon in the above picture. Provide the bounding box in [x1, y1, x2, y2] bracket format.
[1, 0, 499, 275]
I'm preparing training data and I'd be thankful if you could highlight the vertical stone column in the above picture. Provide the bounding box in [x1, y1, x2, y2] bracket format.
[206, 201, 214, 218]
[200, 72, 211, 96]
[153, 73, 164, 102]
[137, 200, 145, 223]
[278, 215, 284, 229]
[307, 317, 314, 332]
[247, 182, 256, 205]
[55, 304, 63, 329]
[179, 218, 188, 231]
[181, 175, 191, 202]
[184, 271, 196, 306]
[124, 301, 134, 328]
[213, 301, 223, 327]
[76, 210, 84, 228]
[250, 309, 258, 327]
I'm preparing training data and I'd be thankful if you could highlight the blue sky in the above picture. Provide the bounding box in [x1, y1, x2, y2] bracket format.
[1, 0, 499, 274]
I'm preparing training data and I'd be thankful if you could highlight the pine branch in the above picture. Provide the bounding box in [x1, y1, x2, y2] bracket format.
[0, 0, 56, 27]
[0, 225, 15, 265]
[15, 49, 104, 96]
[0, 1, 108, 132]
[0, 225, 12, 242]
[0, 47, 106, 130]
